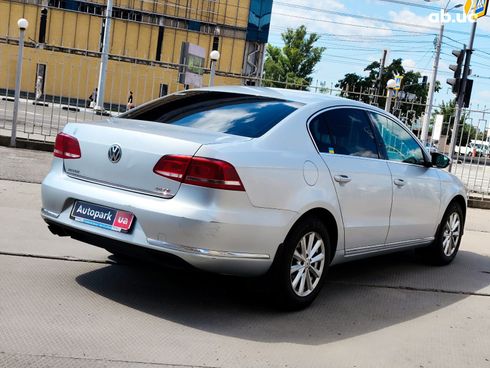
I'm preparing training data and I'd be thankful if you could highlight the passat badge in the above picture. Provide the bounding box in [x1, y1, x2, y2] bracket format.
[108, 144, 122, 163]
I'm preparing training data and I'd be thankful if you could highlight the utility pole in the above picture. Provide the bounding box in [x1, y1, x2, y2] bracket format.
[448, 21, 477, 172]
[94, 0, 113, 112]
[420, 23, 444, 146]
[374, 49, 388, 104]
[385, 79, 397, 113]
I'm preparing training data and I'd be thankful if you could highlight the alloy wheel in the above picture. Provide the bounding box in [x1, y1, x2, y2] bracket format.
[442, 212, 461, 257]
[290, 231, 326, 297]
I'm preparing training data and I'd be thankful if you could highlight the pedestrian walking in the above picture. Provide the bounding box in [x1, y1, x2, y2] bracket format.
[88, 88, 97, 108]
[34, 75, 43, 102]
[127, 91, 134, 110]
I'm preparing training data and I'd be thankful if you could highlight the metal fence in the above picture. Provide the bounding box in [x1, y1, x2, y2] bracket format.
[0, 43, 197, 143]
[1, 44, 489, 202]
[446, 108, 490, 201]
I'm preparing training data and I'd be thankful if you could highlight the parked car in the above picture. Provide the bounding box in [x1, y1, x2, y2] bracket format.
[455, 140, 489, 157]
[41, 87, 467, 309]
[471, 140, 490, 157]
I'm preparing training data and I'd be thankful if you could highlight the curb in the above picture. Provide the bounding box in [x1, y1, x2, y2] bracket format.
[468, 198, 490, 210]
[0, 136, 54, 152]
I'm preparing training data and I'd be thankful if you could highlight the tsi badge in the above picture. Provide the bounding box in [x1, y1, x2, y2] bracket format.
[108, 144, 122, 163]
[155, 186, 173, 198]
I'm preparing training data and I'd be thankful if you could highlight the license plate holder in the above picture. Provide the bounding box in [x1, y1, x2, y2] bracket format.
[70, 201, 134, 233]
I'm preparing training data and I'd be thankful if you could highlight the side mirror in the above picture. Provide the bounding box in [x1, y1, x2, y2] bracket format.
[431, 152, 450, 169]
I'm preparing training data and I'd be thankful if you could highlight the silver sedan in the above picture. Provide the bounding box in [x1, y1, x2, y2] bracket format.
[41, 86, 467, 309]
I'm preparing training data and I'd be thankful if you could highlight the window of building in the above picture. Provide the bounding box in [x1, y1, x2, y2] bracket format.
[159, 84, 168, 97]
[38, 8, 48, 44]
[155, 25, 164, 61]
[48, 0, 62, 8]
[79, 3, 103, 15]
[212, 36, 219, 51]
[188, 21, 201, 32]
[247, 0, 272, 42]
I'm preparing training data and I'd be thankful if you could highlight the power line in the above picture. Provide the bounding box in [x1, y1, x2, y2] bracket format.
[272, 3, 490, 39]
[369, 0, 460, 12]
[443, 35, 466, 46]
[270, 31, 437, 43]
[273, 6, 442, 32]
[273, 11, 436, 36]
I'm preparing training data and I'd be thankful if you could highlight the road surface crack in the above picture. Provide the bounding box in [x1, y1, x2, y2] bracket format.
[0, 250, 115, 265]
[0, 351, 217, 368]
[329, 281, 490, 297]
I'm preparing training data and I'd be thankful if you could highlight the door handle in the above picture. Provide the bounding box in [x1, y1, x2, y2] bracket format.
[334, 175, 352, 184]
[394, 178, 406, 187]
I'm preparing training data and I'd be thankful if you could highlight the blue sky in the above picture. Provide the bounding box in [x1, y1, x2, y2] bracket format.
[269, 0, 490, 110]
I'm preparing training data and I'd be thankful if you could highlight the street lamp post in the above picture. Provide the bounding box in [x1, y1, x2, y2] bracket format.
[385, 79, 397, 113]
[10, 18, 29, 147]
[94, 0, 113, 113]
[209, 50, 220, 87]
[421, 1, 463, 146]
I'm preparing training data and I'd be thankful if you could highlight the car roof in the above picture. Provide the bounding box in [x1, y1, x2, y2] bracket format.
[194, 85, 379, 110]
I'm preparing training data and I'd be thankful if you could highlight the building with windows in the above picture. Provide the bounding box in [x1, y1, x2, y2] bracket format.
[0, 0, 272, 107]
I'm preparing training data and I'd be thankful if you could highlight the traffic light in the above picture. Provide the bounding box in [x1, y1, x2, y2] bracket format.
[463, 79, 473, 108]
[447, 49, 465, 96]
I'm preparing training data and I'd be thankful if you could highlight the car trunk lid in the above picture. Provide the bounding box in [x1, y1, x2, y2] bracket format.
[62, 118, 250, 198]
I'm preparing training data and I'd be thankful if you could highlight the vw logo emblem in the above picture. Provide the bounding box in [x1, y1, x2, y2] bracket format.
[108, 144, 122, 163]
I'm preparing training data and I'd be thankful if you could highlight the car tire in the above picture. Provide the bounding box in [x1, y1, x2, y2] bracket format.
[272, 216, 331, 310]
[420, 202, 464, 266]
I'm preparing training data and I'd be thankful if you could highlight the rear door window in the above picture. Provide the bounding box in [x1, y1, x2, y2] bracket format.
[309, 108, 380, 159]
[120, 91, 302, 138]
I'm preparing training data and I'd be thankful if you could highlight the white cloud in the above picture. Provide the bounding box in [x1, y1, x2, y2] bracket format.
[474, 90, 490, 106]
[271, 1, 393, 40]
[478, 16, 490, 32]
[388, 9, 436, 32]
[438, 60, 448, 71]
[480, 90, 490, 98]
[402, 59, 417, 70]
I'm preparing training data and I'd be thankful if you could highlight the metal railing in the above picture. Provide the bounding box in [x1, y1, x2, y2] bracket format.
[445, 108, 490, 201]
[0, 44, 489, 202]
[0, 43, 193, 142]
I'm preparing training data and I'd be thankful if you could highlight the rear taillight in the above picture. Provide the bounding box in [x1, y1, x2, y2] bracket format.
[153, 155, 245, 191]
[153, 155, 191, 180]
[54, 133, 81, 159]
[184, 157, 245, 191]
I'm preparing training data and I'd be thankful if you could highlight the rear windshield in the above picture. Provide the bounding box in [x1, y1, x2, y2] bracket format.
[120, 91, 302, 138]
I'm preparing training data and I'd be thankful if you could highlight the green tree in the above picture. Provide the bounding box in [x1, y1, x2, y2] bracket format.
[434, 100, 479, 145]
[336, 73, 371, 93]
[336, 58, 440, 116]
[434, 100, 459, 128]
[263, 26, 326, 90]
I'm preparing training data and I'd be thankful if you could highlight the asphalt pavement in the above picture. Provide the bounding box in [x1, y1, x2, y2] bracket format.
[1, 146, 490, 368]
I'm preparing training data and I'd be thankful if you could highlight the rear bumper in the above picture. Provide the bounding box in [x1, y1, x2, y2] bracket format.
[41, 162, 295, 276]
